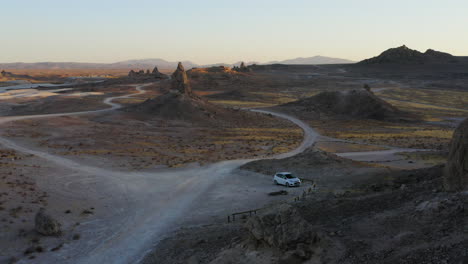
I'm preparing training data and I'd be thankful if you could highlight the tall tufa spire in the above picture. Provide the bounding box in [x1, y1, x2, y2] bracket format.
[171, 62, 192, 95]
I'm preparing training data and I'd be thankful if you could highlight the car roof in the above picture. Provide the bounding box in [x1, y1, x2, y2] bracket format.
[276, 172, 292, 175]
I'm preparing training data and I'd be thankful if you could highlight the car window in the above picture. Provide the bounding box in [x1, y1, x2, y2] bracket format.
[285, 174, 295, 179]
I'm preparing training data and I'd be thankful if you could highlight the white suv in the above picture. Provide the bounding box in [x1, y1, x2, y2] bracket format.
[273, 172, 301, 187]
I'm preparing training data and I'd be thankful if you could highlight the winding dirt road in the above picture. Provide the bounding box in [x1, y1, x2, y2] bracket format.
[0, 83, 433, 263]
[0, 84, 319, 264]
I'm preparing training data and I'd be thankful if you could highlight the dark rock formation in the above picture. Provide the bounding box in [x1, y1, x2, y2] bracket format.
[363, 84, 371, 91]
[152, 66, 168, 79]
[128, 70, 137, 78]
[35, 208, 62, 236]
[234, 62, 252, 72]
[444, 118, 468, 191]
[360, 45, 459, 64]
[246, 204, 326, 261]
[171, 62, 192, 95]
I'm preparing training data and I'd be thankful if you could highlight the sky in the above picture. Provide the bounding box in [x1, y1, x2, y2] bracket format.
[1, 0, 468, 64]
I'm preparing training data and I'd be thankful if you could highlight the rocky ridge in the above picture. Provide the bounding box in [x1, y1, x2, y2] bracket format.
[360, 45, 460, 64]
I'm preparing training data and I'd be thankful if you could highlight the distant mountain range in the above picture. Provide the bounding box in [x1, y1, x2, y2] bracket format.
[267, 56, 355, 65]
[0, 56, 355, 70]
[0, 60, 198, 71]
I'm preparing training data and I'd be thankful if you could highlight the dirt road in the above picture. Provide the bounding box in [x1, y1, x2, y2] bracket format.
[0, 84, 318, 264]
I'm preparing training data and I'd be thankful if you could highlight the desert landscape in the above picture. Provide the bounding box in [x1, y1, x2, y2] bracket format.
[1, 2, 467, 264]
[0, 45, 467, 264]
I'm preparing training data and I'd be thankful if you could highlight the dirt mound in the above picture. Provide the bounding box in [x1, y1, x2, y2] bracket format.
[276, 89, 403, 120]
[360, 45, 459, 65]
[444, 117, 468, 191]
[125, 91, 280, 126]
[126, 92, 233, 122]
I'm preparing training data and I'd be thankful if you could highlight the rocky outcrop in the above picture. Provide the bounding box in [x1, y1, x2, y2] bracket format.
[246, 204, 326, 261]
[233, 62, 252, 73]
[35, 208, 62, 236]
[360, 45, 459, 64]
[171, 62, 192, 95]
[444, 118, 468, 191]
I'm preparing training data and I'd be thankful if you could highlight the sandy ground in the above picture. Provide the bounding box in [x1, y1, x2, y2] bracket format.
[336, 148, 432, 170]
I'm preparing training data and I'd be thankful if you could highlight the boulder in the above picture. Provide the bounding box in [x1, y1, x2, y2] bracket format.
[35, 208, 62, 236]
[444, 118, 468, 191]
[245, 204, 323, 260]
[171, 62, 192, 95]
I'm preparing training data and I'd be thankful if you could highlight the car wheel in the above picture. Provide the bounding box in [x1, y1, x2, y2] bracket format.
[285, 183, 290, 187]
[274, 180, 278, 185]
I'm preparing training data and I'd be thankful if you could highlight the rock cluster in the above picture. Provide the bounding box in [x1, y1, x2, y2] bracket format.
[444, 118, 468, 191]
[171, 62, 192, 95]
[233, 62, 252, 72]
[128, 66, 168, 79]
[1, 70, 12, 77]
[34, 208, 62, 236]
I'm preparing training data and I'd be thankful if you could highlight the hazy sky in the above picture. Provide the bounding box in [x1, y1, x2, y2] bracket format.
[1, 0, 467, 64]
